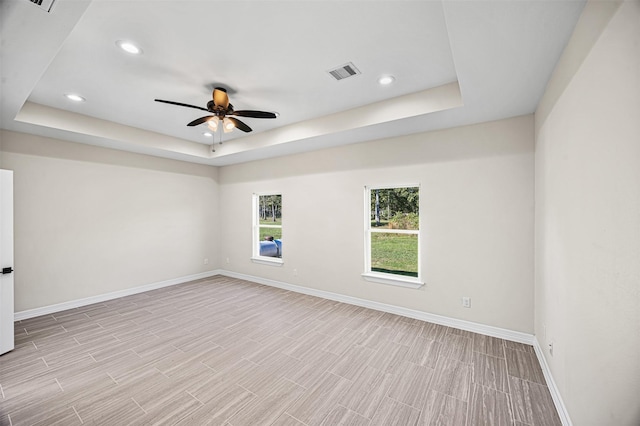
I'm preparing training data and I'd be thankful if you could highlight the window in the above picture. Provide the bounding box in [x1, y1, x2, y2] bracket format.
[363, 186, 423, 288]
[252, 193, 283, 265]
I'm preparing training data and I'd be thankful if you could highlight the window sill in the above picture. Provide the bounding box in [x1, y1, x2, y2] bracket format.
[361, 272, 425, 289]
[251, 257, 284, 267]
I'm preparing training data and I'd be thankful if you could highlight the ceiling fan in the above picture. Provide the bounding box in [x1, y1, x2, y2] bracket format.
[155, 87, 277, 133]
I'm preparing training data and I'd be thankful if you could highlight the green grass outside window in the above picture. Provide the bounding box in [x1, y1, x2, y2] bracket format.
[370, 233, 418, 277]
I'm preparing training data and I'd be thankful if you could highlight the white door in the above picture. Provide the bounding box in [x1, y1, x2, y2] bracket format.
[0, 170, 14, 355]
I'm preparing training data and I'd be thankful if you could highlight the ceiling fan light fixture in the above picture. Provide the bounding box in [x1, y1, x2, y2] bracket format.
[223, 117, 235, 133]
[378, 75, 395, 85]
[207, 117, 219, 132]
[116, 40, 142, 55]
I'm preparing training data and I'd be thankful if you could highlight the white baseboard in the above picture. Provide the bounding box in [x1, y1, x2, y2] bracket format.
[14, 270, 220, 321]
[533, 337, 572, 426]
[15, 268, 536, 347]
[15, 268, 534, 344]
[218, 269, 535, 345]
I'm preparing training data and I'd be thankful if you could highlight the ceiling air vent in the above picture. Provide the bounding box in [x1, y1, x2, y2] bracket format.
[27, 0, 56, 12]
[327, 62, 361, 81]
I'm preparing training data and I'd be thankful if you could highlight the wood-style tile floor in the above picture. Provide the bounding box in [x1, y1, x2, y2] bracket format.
[0, 276, 561, 425]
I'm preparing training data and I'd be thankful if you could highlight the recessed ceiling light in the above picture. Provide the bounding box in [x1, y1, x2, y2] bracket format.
[116, 40, 142, 55]
[65, 93, 85, 102]
[378, 75, 396, 85]
[203, 132, 213, 137]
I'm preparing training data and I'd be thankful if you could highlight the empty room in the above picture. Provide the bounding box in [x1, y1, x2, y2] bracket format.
[0, 0, 638, 425]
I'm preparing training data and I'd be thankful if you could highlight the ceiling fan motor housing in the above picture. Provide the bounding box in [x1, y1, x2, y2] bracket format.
[206, 100, 233, 117]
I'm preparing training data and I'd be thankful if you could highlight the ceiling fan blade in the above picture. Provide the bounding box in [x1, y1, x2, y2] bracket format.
[232, 110, 277, 119]
[227, 117, 252, 133]
[212, 88, 229, 109]
[187, 116, 215, 126]
[155, 99, 209, 112]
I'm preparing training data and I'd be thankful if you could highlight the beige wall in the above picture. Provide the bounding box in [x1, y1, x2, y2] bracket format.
[535, 1, 640, 425]
[219, 115, 535, 333]
[0, 115, 535, 335]
[0, 130, 219, 312]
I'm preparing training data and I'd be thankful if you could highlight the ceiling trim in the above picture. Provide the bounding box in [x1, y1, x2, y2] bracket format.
[16, 81, 463, 165]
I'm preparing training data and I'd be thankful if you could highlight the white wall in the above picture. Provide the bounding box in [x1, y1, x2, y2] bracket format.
[535, 1, 640, 424]
[219, 115, 535, 333]
[0, 130, 219, 312]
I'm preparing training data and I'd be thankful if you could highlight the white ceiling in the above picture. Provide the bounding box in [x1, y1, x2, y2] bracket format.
[1, 0, 585, 166]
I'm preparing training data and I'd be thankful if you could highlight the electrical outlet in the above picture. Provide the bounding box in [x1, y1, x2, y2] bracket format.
[203, 258, 209, 265]
[462, 297, 471, 308]
[293, 268, 298, 276]
[226, 257, 230, 264]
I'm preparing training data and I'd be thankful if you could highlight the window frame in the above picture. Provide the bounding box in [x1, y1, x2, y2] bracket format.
[362, 185, 424, 288]
[251, 192, 284, 266]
